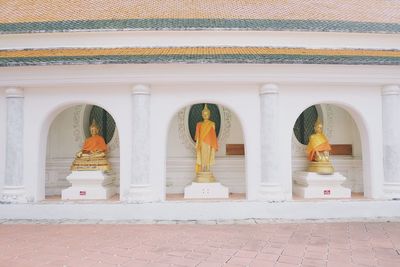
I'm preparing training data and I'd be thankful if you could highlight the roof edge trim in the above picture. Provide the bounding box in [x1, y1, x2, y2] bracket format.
[1, 19, 400, 34]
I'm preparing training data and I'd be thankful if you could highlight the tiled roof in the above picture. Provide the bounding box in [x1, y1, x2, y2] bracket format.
[0, 0, 400, 33]
[1, 47, 399, 66]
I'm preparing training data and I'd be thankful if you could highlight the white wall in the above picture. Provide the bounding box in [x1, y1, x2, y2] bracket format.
[328, 105, 362, 157]
[167, 107, 244, 158]
[14, 82, 384, 202]
[0, 61, 395, 204]
[280, 84, 383, 199]
[45, 105, 120, 195]
[0, 90, 5, 190]
[150, 83, 260, 201]
[166, 106, 245, 193]
[47, 106, 81, 158]
[23, 85, 131, 201]
[291, 104, 364, 192]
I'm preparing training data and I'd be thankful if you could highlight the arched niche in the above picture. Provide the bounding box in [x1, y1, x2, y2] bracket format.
[45, 104, 120, 199]
[165, 103, 246, 200]
[291, 103, 364, 198]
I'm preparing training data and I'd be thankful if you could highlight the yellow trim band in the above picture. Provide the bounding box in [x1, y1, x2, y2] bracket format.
[1, 47, 400, 59]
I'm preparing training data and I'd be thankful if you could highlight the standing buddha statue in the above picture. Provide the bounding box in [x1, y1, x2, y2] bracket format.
[306, 120, 334, 174]
[195, 104, 219, 182]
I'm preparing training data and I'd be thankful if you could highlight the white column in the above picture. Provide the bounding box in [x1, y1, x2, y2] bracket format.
[1, 88, 27, 203]
[127, 84, 153, 203]
[382, 85, 400, 199]
[259, 84, 285, 201]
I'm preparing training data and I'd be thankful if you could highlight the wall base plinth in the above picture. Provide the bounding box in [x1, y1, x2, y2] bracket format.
[184, 182, 229, 199]
[126, 184, 153, 203]
[293, 172, 351, 198]
[0, 186, 28, 204]
[384, 183, 400, 200]
[258, 183, 285, 201]
[3, 200, 400, 220]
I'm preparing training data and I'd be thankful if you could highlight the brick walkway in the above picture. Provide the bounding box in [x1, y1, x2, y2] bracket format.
[0, 221, 400, 267]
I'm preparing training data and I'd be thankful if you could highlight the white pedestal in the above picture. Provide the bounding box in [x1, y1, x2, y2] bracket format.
[62, 171, 116, 200]
[293, 172, 351, 198]
[184, 182, 229, 199]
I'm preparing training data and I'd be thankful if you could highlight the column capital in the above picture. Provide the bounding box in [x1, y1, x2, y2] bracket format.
[5, 87, 24, 98]
[260, 84, 279, 95]
[131, 84, 151, 95]
[382, 85, 400, 96]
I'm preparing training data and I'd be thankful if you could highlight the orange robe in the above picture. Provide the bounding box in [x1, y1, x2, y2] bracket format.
[82, 135, 107, 153]
[307, 133, 331, 161]
[195, 120, 218, 173]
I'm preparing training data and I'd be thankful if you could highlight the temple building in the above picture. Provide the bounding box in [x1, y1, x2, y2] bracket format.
[0, 1, 400, 220]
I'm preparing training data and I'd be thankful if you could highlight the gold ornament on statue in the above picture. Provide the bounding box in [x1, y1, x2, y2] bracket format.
[306, 120, 334, 174]
[71, 119, 111, 171]
[195, 104, 219, 183]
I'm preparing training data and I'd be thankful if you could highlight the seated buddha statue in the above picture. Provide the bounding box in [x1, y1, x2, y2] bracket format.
[306, 121, 334, 174]
[71, 120, 111, 171]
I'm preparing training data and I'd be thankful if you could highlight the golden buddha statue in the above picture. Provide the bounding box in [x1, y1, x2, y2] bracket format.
[71, 120, 111, 171]
[195, 104, 219, 183]
[306, 120, 334, 174]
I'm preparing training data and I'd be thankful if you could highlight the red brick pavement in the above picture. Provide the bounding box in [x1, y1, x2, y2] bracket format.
[0, 221, 400, 267]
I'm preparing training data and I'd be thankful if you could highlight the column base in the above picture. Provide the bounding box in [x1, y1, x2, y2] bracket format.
[126, 184, 153, 203]
[0, 186, 29, 203]
[258, 183, 285, 201]
[384, 183, 400, 199]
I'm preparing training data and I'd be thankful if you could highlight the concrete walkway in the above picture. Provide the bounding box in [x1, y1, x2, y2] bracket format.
[0, 220, 399, 267]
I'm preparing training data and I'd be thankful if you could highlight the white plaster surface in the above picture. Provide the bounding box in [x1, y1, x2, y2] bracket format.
[131, 85, 150, 186]
[184, 182, 229, 199]
[293, 157, 363, 193]
[45, 105, 120, 196]
[1, 28, 400, 220]
[167, 105, 244, 158]
[22, 85, 132, 201]
[61, 171, 115, 200]
[0, 63, 396, 209]
[259, 84, 284, 200]
[128, 85, 151, 202]
[167, 157, 245, 194]
[5, 90, 24, 187]
[382, 85, 400, 198]
[166, 105, 245, 194]
[279, 84, 384, 199]
[1, 201, 400, 221]
[0, 89, 5, 191]
[150, 84, 260, 201]
[2, 31, 400, 50]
